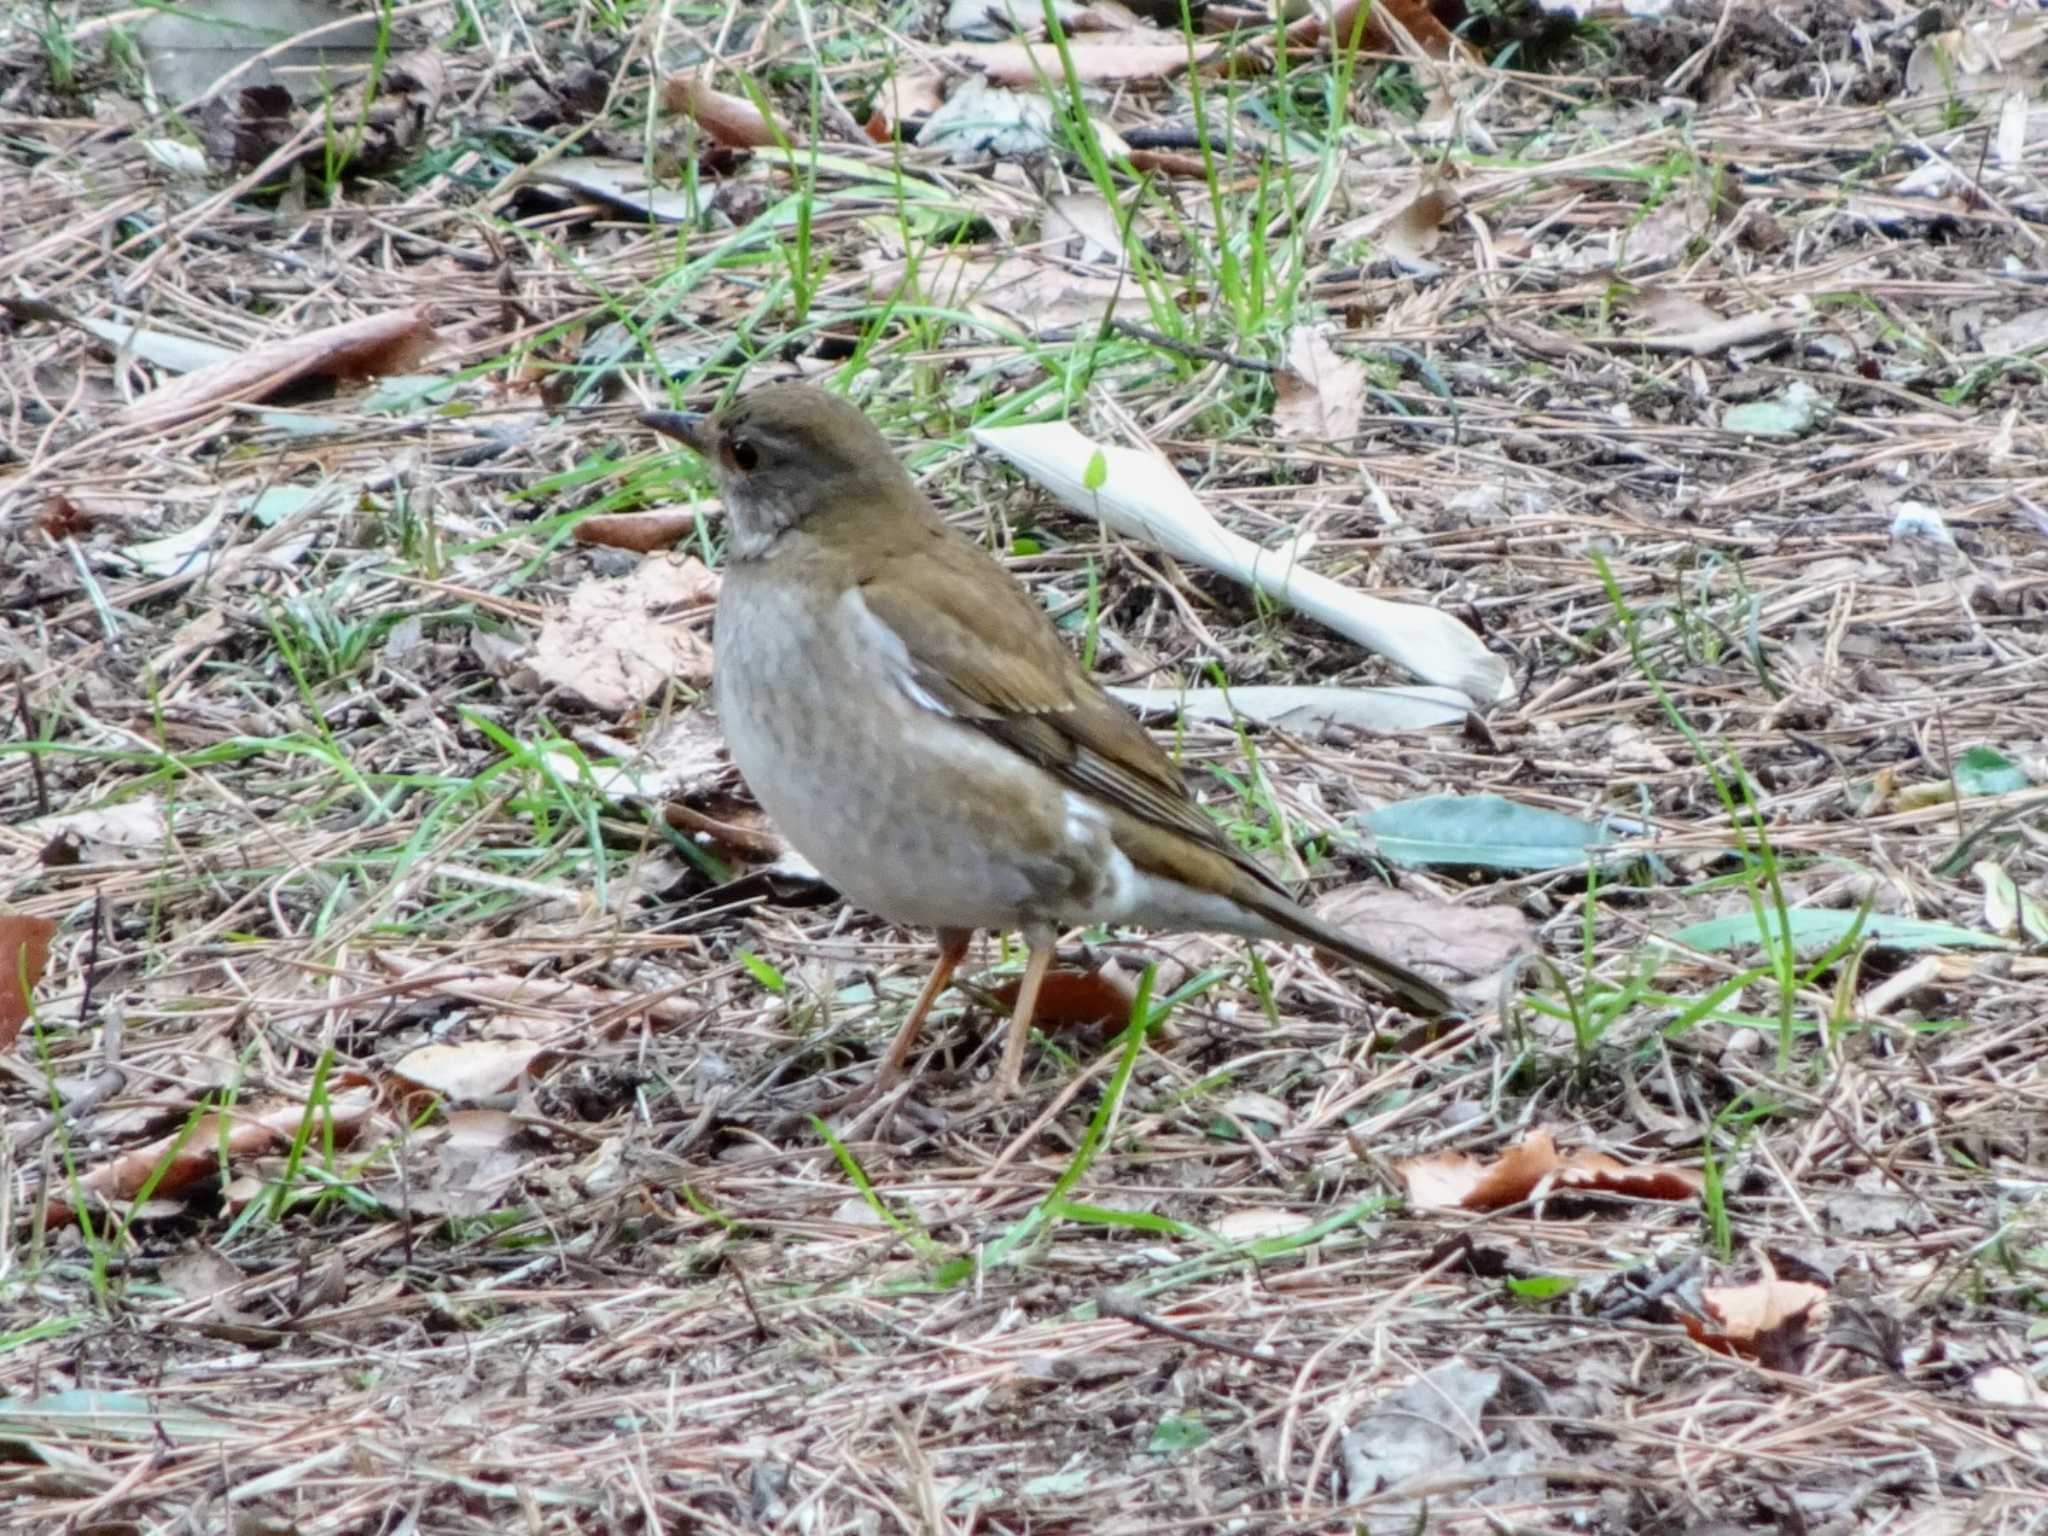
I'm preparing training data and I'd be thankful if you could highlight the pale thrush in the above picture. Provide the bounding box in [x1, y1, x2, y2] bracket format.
[642, 383, 1453, 1099]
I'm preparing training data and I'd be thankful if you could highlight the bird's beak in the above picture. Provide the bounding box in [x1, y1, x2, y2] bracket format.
[639, 408, 711, 455]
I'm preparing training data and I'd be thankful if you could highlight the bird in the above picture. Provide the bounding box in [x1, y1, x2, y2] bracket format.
[640, 382, 1455, 1102]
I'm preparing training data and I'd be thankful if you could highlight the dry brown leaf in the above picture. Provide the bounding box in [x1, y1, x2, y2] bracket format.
[393, 1039, 547, 1104]
[0, 912, 59, 1051]
[573, 508, 700, 554]
[662, 70, 786, 148]
[1380, 186, 1453, 272]
[1682, 1261, 1830, 1366]
[532, 555, 717, 712]
[864, 248, 1149, 333]
[1125, 147, 1209, 178]
[1287, 0, 1481, 65]
[1394, 1129, 1704, 1212]
[201, 51, 445, 175]
[1274, 326, 1367, 441]
[44, 1085, 377, 1226]
[115, 308, 439, 431]
[1310, 886, 1528, 984]
[991, 966, 1136, 1041]
[160, 1244, 247, 1305]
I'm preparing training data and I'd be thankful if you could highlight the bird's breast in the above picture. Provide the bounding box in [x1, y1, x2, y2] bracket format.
[712, 567, 1128, 932]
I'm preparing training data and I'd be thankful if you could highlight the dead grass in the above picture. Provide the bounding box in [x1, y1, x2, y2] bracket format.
[3, 1, 2048, 1532]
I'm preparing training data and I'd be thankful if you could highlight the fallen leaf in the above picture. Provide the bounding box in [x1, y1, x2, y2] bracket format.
[863, 248, 1149, 334]
[1287, 0, 1483, 65]
[1210, 1207, 1315, 1242]
[1722, 381, 1827, 438]
[662, 70, 785, 148]
[1044, 190, 1130, 264]
[116, 505, 229, 577]
[44, 1086, 377, 1226]
[1392, 1129, 1703, 1212]
[1379, 185, 1453, 273]
[1627, 282, 1724, 334]
[972, 421, 1511, 703]
[160, 1244, 247, 1304]
[531, 555, 717, 712]
[25, 798, 169, 860]
[1336, 1361, 1524, 1514]
[573, 508, 700, 553]
[1681, 1260, 1829, 1367]
[116, 309, 439, 432]
[137, 0, 381, 106]
[1274, 326, 1367, 441]
[1311, 886, 1528, 984]
[918, 76, 1061, 159]
[0, 913, 59, 1052]
[991, 966, 1135, 1039]
[532, 159, 699, 224]
[429, 1109, 528, 1217]
[199, 51, 445, 175]
[392, 1039, 547, 1104]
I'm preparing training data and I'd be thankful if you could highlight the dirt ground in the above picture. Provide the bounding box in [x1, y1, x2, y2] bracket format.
[3, 1, 2047, 1532]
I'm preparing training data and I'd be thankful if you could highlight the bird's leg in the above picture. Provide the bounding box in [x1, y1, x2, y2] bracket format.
[868, 927, 973, 1095]
[991, 932, 1056, 1098]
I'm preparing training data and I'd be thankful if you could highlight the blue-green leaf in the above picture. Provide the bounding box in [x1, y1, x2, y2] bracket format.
[1667, 909, 2012, 956]
[1954, 746, 2033, 797]
[1362, 793, 1621, 872]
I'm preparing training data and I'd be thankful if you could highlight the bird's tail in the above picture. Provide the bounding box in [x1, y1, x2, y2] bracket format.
[1234, 886, 1458, 1018]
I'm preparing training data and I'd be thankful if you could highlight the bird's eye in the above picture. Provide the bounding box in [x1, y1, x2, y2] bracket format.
[729, 438, 759, 472]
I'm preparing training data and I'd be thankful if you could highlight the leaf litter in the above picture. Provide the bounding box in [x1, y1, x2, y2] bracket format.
[3, 0, 2048, 1530]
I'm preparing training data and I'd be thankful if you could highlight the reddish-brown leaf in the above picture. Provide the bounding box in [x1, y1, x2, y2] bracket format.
[992, 967, 1135, 1040]
[0, 913, 58, 1051]
[1286, 0, 1481, 64]
[115, 309, 439, 432]
[573, 509, 699, 554]
[43, 1086, 377, 1226]
[1393, 1129, 1704, 1212]
[1681, 1262, 1830, 1367]
[662, 71, 786, 148]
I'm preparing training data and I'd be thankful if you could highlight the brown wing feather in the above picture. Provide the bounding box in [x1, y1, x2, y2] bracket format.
[856, 529, 1291, 900]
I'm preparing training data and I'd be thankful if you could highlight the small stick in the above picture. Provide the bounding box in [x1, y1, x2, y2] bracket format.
[1097, 1288, 1294, 1367]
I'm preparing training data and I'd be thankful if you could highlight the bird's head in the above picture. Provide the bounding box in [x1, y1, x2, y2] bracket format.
[641, 382, 918, 561]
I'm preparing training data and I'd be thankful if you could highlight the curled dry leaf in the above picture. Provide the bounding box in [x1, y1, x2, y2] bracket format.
[532, 555, 718, 713]
[1392, 1129, 1704, 1212]
[1286, 0, 1482, 65]
[572, 508, 700, 554]
[662, 71, 786, 148]
[1379, 186, 1453, 273]
[991, 966, 1135, 1040]
[1681, 1261, 1829, 1367]
[1274, 326, 1367, 441]
[43, 1086, 377, 1226]
[393, 1039, 547, 1105]
[115, 308, 439, 432]
[0, 912, 60, 1052]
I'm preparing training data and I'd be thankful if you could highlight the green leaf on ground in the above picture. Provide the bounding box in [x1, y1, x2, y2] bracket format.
[1954, 746, 2033, 797]
[1363, 793, 1621, 872]
[1668, 909, 2013, 957]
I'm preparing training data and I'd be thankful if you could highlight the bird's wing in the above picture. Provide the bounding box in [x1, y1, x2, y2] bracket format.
[854, 532, 1289, 898]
